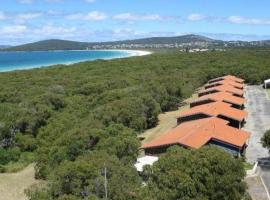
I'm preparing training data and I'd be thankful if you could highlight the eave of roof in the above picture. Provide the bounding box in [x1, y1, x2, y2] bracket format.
[199, 85, 244, 96]
[205, 80, 244, 89]
[208, 75, 244, 84]
[191, 92, 246, 106]
[179, 102, 248, 121]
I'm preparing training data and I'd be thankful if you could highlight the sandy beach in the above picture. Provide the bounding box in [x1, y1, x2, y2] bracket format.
[124, 50, 153, 57]
[97, 49, 152, 57]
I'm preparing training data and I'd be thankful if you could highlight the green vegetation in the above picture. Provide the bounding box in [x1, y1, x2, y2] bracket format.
[141, 146, 248, 200]
[243, 162, 254, 170]
[5, 39, 89, 51]
[1, 49, 270, 199]
[261, 129, 270, 153]
[0, 152, 35, 173]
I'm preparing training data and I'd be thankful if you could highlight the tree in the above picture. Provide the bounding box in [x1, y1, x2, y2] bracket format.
[144, 146, 247, 200]
[261, 129, 270, 152]
[29, 151, 142, 200]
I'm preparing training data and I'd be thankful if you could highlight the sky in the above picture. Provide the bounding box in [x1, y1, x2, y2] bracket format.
[1, 0, 270, 45]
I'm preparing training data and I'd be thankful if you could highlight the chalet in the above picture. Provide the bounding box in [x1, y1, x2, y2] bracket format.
[177, 102, 247, 128]
[208, 75, 244, 84]
[204, 79, 244, 90]
[142, 117, 250, 157]
[198, 85, 244, 98]
[190, 92, 246, 109]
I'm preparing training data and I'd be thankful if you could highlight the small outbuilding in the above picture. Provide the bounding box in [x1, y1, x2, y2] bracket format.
[134, 156, 159, 172]
[264, 79, 270, 89]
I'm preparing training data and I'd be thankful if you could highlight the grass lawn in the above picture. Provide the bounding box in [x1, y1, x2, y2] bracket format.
[0, 164, 42, 200]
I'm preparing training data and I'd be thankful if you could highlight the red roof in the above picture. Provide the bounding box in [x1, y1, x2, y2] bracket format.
[142, 117, 250, 150]
[199, 85, 244, 97]
[179, 101, 248, 122]
[191, 92, 246, 106]
[208, 75, 245, 84]
[205, 79, 244, 89]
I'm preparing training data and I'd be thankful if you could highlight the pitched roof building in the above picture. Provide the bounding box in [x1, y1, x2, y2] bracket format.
[204, 79, 244, 90]
[142, 117, 250, 156]
[190, 92, 246, 109]
[208, 75, 244, 84]
[177, 101, 247, 128]
[199, 85, 244, 97]
[141, 75, 249, 158]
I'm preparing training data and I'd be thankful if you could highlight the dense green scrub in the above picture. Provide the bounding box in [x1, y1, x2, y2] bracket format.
[0, 49, 269, 199]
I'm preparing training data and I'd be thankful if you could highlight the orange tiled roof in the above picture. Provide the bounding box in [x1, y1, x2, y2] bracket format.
[179, 101, 248, 122]
[142, 117, 250, 149]
[208, 75, 245, 84]
[205, 79, 244, 89]
[191, 92, 246, 106]
[199, 85, 244, 97]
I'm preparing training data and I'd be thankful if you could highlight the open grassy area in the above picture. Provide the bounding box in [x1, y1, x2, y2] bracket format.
[0, 164, 40, 200]
[0, 152, 35, 173]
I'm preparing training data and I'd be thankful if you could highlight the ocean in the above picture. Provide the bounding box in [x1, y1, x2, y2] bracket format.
[0, 50, 131, 72]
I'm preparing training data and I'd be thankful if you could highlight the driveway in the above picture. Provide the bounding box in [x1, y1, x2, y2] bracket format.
[244, 85, 270, 163]
[244, 85, 270, 197]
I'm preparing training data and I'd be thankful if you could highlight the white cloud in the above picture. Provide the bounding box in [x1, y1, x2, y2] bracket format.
[33, 24, 76, 36]
[187, 13, 206, 21]
[228, 16, 270, 25]
[113, 13, 162, 21]
[17, 12, 43, 20]
[0, 25, 28, 34]
[67, 11, 107, 21]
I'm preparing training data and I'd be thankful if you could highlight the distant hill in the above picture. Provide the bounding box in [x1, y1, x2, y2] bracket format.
[104, 34, 217, 44]
[4, 34, 270, 51]
[0, 45, 11, 49]
[5, 39, 89, 51]
[4, 35, 221, 51]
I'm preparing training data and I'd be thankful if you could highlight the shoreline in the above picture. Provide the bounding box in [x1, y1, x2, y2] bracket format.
[0, 49, 152, 73]
[98, 49, 152, 57]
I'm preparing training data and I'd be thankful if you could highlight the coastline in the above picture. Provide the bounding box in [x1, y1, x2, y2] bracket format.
[0, 49, 152, 73]
[101, 49, 152, 57]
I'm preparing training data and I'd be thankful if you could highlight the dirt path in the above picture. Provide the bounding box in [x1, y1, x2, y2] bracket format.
[139, 93, 197, 146]
[0, 164, 39, 200]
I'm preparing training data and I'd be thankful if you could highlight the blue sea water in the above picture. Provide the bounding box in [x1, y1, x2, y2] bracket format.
[0, 50, 131, 72]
